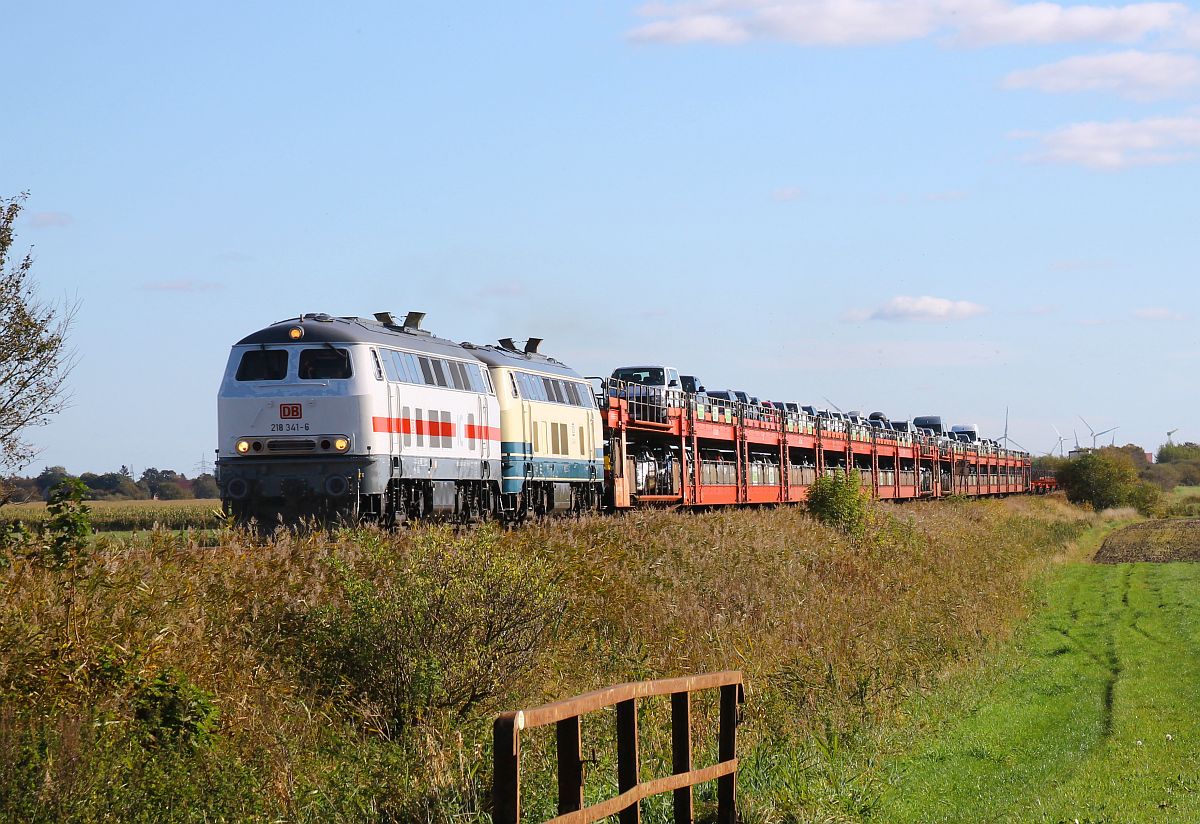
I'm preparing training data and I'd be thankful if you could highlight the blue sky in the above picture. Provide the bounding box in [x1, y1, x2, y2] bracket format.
[4, 0, 1198, 475]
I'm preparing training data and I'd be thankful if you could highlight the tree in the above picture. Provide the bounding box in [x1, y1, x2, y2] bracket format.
[1, 193, 75, 474]
[1057, 451, 1139, 512]
[138, 467, 185, 498]
[35, 465, 73, 499]
[1157, 442, 1200, 464]
[80, 470, 145, 500]
[0, 193, 75, 487]
[191, 473, 219, 499]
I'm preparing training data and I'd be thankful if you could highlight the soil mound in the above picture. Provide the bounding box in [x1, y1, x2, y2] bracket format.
[1094, 519, 1200, 563]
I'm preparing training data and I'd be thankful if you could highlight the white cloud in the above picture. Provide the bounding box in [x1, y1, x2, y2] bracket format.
[1134, 306, 1187, 320]
[847, 295, 989, 322]
[629, 12, 749, 43]
[1003, 50, 1200, 99]
[28, 211, 72, 228]
[953, 1, 1184, 46]
[628, 0, 1187, 47]
[1012, 115, 1200, 167]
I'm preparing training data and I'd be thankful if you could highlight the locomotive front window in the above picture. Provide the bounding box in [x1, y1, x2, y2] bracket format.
[236, 349, 288, 381]
[299, 348, 352, 379]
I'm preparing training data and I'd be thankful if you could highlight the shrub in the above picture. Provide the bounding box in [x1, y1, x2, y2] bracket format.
[132, 668, 219, 750]
[41, 477, 92, 566]
[1057, 451, 1140, 512]
[807, 470, 870, 536]
[1127, 481, 1165, 518]
[289, 525, 563, 734]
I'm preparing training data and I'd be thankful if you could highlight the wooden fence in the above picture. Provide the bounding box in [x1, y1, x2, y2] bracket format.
[493, 670, 744, 824]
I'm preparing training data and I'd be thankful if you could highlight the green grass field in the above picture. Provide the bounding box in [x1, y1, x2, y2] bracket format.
[1171, 485, 1200, 500]
[872, 560, 1200, 822]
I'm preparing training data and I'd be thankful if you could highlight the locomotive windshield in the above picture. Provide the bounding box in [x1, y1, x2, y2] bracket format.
[612, 367, 664, 386]
[235, 349, 288, 381]
[299, 348, 352, 379]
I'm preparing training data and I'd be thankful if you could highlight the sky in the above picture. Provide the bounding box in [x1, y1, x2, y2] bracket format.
[4, 0, 1199, 476]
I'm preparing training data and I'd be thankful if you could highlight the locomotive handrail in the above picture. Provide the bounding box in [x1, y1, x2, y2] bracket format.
[493, 671, 745, 824]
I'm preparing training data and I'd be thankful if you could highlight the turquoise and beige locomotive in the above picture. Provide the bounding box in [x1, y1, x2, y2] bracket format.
[215, 311, 603, 524]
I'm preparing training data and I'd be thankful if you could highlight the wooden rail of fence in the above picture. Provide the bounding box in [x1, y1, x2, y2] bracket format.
[493, 670, 745, 824]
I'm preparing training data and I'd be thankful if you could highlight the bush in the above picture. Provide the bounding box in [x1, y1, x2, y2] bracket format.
[1057, 451, 1140, 512]
[806, 470, 870, 536]
[41, 477, 92, 566]
[1127, 481, 1165, 518]
[132, 668, 218, 750]
[288, 525, 563, 734]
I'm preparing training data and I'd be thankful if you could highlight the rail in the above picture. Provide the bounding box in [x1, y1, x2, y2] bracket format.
[493, 670, 745, 824]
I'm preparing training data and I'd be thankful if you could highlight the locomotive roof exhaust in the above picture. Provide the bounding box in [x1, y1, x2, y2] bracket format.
[497, 337, 543, 355]
[373, 310, 431, 336]
[403, 311, 426, 332]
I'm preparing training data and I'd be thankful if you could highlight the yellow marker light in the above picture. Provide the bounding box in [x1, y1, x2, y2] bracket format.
[288, 326, 304, 340]
[236, 439, 251, 454]
[333, 437, 350, 452]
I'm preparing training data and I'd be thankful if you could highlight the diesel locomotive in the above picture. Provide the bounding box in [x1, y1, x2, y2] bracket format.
[216, 311, 602, 524]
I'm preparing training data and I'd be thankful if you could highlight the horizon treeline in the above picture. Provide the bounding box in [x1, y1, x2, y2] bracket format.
[3, 465, 218, 502]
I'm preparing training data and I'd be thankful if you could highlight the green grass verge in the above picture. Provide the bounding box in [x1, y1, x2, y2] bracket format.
[872, 561, 1200, 823]
[1170, 485, 1200, 501]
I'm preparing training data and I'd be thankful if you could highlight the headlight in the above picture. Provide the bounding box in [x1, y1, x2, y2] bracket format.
[236, 439, 251, 454]
[333, 437, 350, 452]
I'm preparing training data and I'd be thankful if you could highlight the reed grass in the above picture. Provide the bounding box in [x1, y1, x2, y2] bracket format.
[0, 495, 1095, 822]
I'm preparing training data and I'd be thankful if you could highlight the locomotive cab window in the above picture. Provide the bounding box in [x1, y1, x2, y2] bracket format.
[236, 349, 288, 381]
[299, 348, 352, 379]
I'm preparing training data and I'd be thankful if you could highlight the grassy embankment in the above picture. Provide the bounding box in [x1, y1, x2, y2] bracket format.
[0, 496, 1098, 822]
[827, 512, 1200, 824]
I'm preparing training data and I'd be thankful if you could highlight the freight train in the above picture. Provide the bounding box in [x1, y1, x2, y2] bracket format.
[216, 312, 1033, 525]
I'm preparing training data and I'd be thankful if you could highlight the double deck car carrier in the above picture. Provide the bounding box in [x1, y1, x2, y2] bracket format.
[601, 380, 1031, 509]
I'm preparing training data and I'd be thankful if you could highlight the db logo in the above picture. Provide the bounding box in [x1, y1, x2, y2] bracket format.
[279, 403, 302, 419]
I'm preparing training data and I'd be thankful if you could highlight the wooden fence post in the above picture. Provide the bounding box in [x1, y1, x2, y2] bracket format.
[671, 691, 693, 824]
[494, 712, 521, 824]
[617, 698, 640, 824]
[717, 684, 739, 824]
[557, 715, 584, 814]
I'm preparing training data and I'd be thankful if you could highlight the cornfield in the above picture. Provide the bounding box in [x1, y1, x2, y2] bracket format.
[0, 497, 222, 532]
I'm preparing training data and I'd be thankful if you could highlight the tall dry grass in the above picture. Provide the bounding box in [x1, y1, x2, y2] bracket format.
[0, 495, 1094, 822]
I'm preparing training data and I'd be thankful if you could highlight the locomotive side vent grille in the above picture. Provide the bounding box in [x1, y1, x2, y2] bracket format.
[267, 439, 317, 453]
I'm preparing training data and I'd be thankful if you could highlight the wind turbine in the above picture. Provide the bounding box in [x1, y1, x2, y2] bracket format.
[1167, 428, 1179, 444]
[1079, 416, 1096, 448]
[1093, 426, 1117, 448]
[997, 407, 1026, 451]
[1049, 425, 1067, 457]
